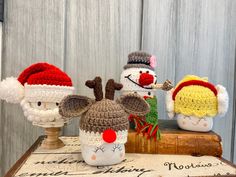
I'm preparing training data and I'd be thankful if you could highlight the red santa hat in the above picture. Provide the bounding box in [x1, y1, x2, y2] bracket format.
[0, 63, 74, 103]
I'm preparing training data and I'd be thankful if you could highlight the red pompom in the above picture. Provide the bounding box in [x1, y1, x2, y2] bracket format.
[102, 129, 117, 143]
[139, 73, 154, 86]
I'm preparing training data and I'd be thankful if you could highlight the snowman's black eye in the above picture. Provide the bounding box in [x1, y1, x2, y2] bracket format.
[37, 102, 41, 106]
[139, 71, 142, 74]
[56, 102, 59, 106]
[146, 71, 149, 73]
[148, 92, 151, 95]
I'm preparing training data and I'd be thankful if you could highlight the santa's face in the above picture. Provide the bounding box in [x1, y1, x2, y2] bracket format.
[30, 101, 58, 110]
[81, 143, 125, 166]
[20, 99, 64, 127]
[176, 114, 213, 132]
[120, 68, 157, 97]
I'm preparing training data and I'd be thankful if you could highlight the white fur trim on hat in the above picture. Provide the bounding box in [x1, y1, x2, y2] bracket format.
[0, 77, 24, 103]
[79, 129, 128, 146]
[216, 85, 229, 116]
[166, 89, 175, 118]
[24, 84, 74, 102]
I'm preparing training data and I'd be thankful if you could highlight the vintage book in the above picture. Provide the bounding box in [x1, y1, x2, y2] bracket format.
[125, 120, 222, 157]
[4, 137, 236, 177]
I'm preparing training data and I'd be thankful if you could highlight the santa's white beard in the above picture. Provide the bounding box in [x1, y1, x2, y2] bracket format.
[20, 99, 66, 127]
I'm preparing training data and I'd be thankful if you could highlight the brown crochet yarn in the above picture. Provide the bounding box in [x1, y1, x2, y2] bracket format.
[80, 99, 129, 133]
[59, 95, 94, 117]
[105, 79, 123, 100]
[59, 77, 150, 145]
[85, 77, 103, 101]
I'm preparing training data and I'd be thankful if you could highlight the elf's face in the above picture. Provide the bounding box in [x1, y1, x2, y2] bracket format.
[120, 68, 157, 97]
[176, 114, 213, 132]
[81, 143, 125, 166]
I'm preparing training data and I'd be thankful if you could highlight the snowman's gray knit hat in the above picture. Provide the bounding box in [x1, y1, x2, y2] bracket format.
[124, 51, 156, 71]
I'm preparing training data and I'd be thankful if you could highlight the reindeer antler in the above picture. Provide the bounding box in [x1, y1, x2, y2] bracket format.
[105, 79, 123, 100]
[85, 77, 103, 101]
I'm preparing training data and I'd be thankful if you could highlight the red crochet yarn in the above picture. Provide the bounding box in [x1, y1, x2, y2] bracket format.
[102, 129, 117, 143]
[138, 73, 154, 86]
[17, 63, 73, 86]
[172, 80, 217, 101]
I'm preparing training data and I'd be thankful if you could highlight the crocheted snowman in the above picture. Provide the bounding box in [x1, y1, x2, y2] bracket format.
[59, 77, 149, 166]
[166, 75, 229, 132]
[120, 51, 172, 139]
[0, 63, 74, 127]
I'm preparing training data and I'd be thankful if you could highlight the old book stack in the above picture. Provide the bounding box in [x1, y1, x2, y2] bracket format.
[125, 120, 222, 157]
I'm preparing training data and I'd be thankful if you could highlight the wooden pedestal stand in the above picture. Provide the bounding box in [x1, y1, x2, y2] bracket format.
[41, 127, 64, 149]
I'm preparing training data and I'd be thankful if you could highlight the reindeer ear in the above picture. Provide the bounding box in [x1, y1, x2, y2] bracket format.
[59, 95, 94, 117]
[116, 93, 150, 116]
[216, 85, 229, 117]
[166, 88, 175, 118]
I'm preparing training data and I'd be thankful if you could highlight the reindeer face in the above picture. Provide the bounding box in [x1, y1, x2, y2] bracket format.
[59, 77, 150, 166]
[81, 143, 125, 166]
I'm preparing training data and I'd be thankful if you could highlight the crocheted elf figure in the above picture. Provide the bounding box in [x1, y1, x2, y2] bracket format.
[0, 63, 74, 148]
[59, 77, 149, 166]
[120, 51, 173, 140]
[166, 75, 229, 132]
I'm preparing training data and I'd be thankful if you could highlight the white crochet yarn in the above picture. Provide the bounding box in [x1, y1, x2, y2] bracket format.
[166, 82, 229, 132]
[216, 85, 229, 116]
[24, 84, 74, 102]
[0, 77, 24, 103]
[21, 99, 60, 121]
[79, 129, 128, 146]
[166, 89, 175, 118]
[120, 68, 157, 92]
[79, 129, 127, 165]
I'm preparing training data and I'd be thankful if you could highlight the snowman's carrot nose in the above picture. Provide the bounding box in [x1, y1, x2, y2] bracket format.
[102, 129, 117, 143]
[139, 73, 154, 86]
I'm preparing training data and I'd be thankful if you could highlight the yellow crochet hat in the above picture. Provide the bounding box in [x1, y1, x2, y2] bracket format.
[166, 75, 229, 118]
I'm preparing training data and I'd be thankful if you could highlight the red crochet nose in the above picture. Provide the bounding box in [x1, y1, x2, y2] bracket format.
[102, 129, 117, 143]
[139, 73, 154, 86]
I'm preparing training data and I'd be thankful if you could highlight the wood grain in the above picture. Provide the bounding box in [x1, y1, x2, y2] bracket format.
[3, 136, 235, 177]
[142, 0, 236, 160]
[126, 120, 222, 157]
[1, 0, 66, 175]
[4, 136, 43, 177]
[142, 0, 177, 120]
[1, 0, 236, 175]
[175, 0, 236, 160]
[63, 0, 142, 135]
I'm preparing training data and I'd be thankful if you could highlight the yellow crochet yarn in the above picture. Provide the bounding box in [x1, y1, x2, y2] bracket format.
[174, 75, 218, 118]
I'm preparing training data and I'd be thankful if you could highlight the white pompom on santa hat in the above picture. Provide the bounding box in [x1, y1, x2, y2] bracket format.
[0, 63, 74, 104]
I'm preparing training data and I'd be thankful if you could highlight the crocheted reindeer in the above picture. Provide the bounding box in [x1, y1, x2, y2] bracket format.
[59, 77, 150, 166]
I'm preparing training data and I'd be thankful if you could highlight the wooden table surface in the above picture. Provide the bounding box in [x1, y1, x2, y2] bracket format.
[4, 136, 236, 177]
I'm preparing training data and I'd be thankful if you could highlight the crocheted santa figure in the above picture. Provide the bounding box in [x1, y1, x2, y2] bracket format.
[0, 63, 74, 128]
[59, 77, 150, 166]
[120, 51, 173, 140]
[166, 75, 229, 132]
